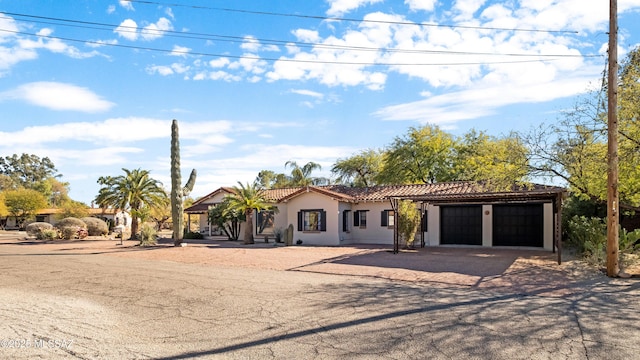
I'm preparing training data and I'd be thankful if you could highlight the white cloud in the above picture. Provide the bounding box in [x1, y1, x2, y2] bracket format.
[119, 0, 135, 11]
[209, 58, 230, 68]
[115, 18, 173, 42]
[1, 82, 115, 112]
[453, 0, 487, 19]
[404, 0, 437, 12]
[326, 0, 383, 16]
[141, 18, 173, 41]
[86, 39, 118, 48]
[165, 8, 175, 19]
[114, 19, 138, 41]
[170, 45, 191, 57]
[240, 36, 280, 53]
[107, 5, 116, 14]
[373, 62, 600, 124]
[147, 65, 174, 76]
[0, 118, 236, 148]
[290, 89, 324, 99]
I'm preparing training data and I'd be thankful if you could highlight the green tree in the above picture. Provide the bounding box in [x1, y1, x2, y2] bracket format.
[0, 154, 58, 188]
[377, 125, 456, 184]
[255, 170, 290, 189]
[285, 161, 325, 186]
[453, 130, 529, 189]
[208, 197, 245, 240]
[225, 182, 271, 244]
[0, 174, 18, 191]
[523, 47, 640, 211]
[95, 168, 168, 239]
[0, 192, 9, 218]
[3, 188, 48, 228]
[331, 149, 384, 187]
[56, 200, 90, 219]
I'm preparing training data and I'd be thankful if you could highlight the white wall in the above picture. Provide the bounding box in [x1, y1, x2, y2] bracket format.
[426, 204, 440, 246]
[350, 202, 395, 245]
[285, 191, 340, 246]
[543, 202, 554, 251]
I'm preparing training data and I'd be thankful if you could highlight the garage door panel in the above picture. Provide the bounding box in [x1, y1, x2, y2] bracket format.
[493, 204, 543, 247]
[441, 205, 482, 245]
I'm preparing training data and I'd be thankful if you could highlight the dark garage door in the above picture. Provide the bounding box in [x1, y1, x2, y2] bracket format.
[440, 205, 482, 245]
[493, 204, 543, 247]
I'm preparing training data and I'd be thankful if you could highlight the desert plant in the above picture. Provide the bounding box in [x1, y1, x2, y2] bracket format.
[25, 222, 53, 237]
[170, 119, 197, 246]
[55, 217, 88, 240]
[38, 228, 60, 240]
[566, 216, 606, 264]
[139, 223, 158, 247]
[397, 200, 420, 248]
[81, 217, 109, 236]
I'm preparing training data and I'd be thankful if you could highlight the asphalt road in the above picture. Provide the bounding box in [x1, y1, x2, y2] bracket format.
[1, 242, 640, 359]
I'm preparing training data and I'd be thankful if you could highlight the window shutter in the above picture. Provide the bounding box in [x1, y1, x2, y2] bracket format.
[321, 210, 327, 231]
[297, 211, 302, 231]
[421, 211, 428, 232]
[342, 211, 348, 231]
[381, 210, 387, 227]
[353, 211, 360, 227]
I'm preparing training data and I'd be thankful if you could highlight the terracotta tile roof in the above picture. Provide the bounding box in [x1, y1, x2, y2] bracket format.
[262, 187, 305, 201]
[186, 181, 565, 212]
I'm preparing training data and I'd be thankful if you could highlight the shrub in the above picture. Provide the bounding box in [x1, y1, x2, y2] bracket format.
[81, 217, 109, 236]
[183, 231, 204, 239]
[139, 223, 157, 247]
[25, 222, 53, 237]
[55, 217, 88, 240]
[566, 216, 606, 266]
[38, 228, 60, 240]
[566, 216, 640, 268]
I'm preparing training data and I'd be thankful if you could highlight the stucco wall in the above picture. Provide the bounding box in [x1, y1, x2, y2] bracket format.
[285, 191, 340, 246]
[350, 202, 395, 245]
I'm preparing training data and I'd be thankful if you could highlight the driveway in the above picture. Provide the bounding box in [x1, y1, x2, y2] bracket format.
[1, 232, 639, 359]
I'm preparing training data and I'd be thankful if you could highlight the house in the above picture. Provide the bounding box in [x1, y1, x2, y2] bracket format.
[185, 181, 565, 251]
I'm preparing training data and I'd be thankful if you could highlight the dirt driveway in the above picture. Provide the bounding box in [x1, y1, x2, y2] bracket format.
[0, 231, 604, 295]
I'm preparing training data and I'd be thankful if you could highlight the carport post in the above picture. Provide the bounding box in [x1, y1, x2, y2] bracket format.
[390, 198, 399, 254]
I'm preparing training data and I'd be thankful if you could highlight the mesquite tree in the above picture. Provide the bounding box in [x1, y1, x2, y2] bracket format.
[171, 119, 197, 246]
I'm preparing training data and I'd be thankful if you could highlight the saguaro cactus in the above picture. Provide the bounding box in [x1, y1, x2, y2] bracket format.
[171, 119, 197, 246]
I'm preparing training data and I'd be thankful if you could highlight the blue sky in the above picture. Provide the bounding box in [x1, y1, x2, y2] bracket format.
[1, 0, 639, 204]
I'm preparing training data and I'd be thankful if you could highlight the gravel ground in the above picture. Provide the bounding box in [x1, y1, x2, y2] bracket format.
[1, 231, 638, 359]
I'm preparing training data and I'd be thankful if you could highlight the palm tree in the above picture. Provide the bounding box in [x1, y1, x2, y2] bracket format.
[226, 181, 271, 244]
[285, 160, 324, 186]
[95, 168, 168, 240]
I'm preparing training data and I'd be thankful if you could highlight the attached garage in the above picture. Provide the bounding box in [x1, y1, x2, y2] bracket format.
[492, 204, 544, 247]
[440, 205, 482, 246]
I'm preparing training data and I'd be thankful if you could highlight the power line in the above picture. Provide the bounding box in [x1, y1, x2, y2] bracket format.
[0, 28, 574, 67]
[126, 0, 579, 34]
[1, 12, 600, 59]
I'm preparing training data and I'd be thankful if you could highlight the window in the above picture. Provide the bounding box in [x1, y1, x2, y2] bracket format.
[381, 210, 394, 227]
[353, 210, 368, 228]
[297, 209, 326, 232]
[35, 215, 46, 223]
[342, 210, 351, 232]
[256, 209, 275, 234]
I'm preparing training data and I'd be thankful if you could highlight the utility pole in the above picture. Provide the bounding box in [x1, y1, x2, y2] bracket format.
[606, 0, 620, 277]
